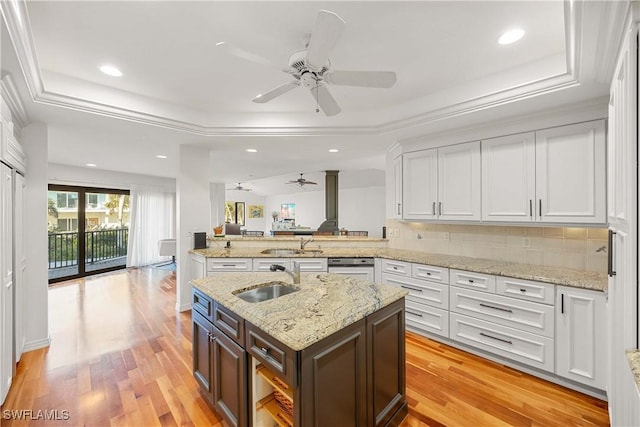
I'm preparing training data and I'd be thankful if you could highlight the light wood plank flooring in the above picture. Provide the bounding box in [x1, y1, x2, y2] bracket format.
[1, 268, 609, 426]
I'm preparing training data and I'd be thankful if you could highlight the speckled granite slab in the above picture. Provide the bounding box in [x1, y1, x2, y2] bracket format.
[191, 272, 407, 351]
[627, 350, 640, 392]
[190, 247, 608, 292]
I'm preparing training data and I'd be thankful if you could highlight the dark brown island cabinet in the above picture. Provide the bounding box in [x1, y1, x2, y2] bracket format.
[192, 287, 408, 427]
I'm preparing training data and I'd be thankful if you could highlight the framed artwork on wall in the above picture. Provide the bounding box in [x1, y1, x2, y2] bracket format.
[280, 203, 295, 219]
[248, 205, 264, 218]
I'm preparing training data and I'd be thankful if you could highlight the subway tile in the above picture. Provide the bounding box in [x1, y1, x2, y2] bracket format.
[564, 228, 588, 240]
[525, 227, 543, 237]
[587, 228, 608, 240]
[565, 253, 586, 271]
[543, 227, 564, 238]
[524, 250, 545, 266]
[543, 250, 565, 268]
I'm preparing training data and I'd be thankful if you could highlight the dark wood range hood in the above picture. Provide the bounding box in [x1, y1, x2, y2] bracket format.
[317, 170, 339, 232]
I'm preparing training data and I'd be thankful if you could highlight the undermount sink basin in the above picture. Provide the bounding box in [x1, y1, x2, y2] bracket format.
[233, 281, 299, 303]
[260, 248, 323, 255]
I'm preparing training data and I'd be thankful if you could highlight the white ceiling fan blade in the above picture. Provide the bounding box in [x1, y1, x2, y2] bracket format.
[324, 70, 397, 88]
[310, 84, 341, 116]
[252, 81, 300, 103]
[306, 10, 346, 71]
[216, 42, 285, 72]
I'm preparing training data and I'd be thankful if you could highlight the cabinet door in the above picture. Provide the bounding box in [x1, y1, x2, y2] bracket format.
[402, 149, 438, 220]
[556, 286, 607, 390]
[481, 132, 536, 222]
[192, 310, 214, 403]
[366, 299, 406, 427]
[0, 164, 13, 405]
[438, 142, 481, 221]
[300, 319, 367, 427]
[392, 155, 403, 218]
[212, 326, 247, 427]
[535, 120, 606, 224]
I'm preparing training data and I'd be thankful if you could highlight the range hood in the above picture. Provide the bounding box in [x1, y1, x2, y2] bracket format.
[317, 170, 339, 232]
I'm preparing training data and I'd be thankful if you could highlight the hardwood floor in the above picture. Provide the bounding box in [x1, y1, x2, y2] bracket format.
[1, 268, 609, 426]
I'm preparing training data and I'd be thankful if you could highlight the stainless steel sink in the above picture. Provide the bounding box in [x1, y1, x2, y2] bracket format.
[260, 248, 322, 255]
[233, 281, 299, 303]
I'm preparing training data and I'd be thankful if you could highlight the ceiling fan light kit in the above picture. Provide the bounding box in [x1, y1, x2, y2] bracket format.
[219, 9, 397, 116]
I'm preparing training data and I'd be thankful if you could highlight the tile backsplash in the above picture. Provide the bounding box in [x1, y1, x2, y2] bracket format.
[385, 220, 608, 273]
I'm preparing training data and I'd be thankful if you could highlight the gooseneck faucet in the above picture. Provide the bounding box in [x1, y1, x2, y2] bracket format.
[270, 261, 301, 284]
[300, 237, 314, 249]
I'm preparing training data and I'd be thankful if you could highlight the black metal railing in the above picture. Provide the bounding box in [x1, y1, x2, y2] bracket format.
[48, 228, 129, 269]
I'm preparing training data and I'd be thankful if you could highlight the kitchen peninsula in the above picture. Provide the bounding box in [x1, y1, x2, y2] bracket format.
[191, 271, 408, 427]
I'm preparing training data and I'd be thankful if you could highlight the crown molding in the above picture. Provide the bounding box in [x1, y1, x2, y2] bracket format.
[1, 74, 29, 129]
[0, 0, 610, 138]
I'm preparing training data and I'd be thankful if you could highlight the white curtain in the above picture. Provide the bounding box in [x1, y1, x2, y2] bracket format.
[127, 185, 175, 267]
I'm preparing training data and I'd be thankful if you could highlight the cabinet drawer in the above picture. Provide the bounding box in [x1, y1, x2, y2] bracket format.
[213, 303, 244, 346]
[450, 313, 554, 372]
[246, 322, 297, 387]
[496, 276, 555, 305]
[450, 269, 496, 292]
[381, 273, 448, 310]
[207, 258, 252, 272]
[380, 259, 411, 277]
[405, 297, 449, 338]
[192, 288, 214, 321]
[412, 263, 449, 284]
[253, 258, 290, 272]
[450, 287, 555, 338]
[294, 258, 328, 272]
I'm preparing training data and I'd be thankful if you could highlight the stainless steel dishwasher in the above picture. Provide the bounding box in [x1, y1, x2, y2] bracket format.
[327, 257, 375, 282]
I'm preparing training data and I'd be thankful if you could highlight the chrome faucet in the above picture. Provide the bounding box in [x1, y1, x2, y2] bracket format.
[270, 261, 301, 284]
[300, 237, 314, 249]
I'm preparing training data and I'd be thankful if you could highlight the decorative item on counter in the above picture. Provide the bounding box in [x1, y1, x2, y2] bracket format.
[213, 224, 224, 236]
[272, 211, 279, 222]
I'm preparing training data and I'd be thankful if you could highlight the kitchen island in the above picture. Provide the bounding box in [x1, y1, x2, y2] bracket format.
[191, 272, 408, 427]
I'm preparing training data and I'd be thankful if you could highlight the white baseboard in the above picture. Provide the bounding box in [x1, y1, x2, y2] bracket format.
[176, 302, 192, 313]
[22, 335, 51, 352]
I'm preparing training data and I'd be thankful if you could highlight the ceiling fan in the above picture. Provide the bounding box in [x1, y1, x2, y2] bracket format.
[286, 173, 317, 187]
[216, 9, 397, 116]
[227, 182, 252, 191]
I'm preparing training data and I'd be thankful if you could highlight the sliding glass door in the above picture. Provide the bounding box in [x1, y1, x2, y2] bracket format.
[48, 185, 130, 283]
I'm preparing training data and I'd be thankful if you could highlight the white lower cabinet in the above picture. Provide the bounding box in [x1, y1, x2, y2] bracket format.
[253, 258, 290, 272]
[380, 261, 449, 338]
[450, 313, 555, 372]
[555, 285, 607, 390]
[207, 258, 253, 275]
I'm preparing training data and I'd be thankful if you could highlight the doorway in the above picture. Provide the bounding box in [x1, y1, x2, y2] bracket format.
[48, 185, 130, 283]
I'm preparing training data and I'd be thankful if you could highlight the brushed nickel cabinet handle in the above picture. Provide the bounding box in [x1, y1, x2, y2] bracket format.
[539, 199, 542, 217]
[432, 201, 436, 216]
[480, 332, 513, 345]
[406, 311, 423, 318]
[438, 202, 442, 216]
[401, 285, 423, 293]
[479, 303, 513, 313]
[608, 229, 617, 277]
[529, 200, 533, 218]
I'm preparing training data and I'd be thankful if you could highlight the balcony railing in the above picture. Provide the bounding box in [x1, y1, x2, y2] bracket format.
[48, 228, 129, 269]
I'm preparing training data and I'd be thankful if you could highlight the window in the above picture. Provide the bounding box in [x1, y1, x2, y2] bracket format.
[87, 193, 98, 208]
[55, 192, 78, 209]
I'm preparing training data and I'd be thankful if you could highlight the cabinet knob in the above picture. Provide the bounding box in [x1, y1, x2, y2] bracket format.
[520, 288, 527, 293]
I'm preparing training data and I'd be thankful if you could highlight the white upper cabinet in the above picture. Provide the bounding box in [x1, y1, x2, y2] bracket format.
[402, 142, 480, 221]
[438, 142, 481, 221]
[536, 120, 606, 224]
[391, 155, 403, 219]
[480, 120, 606, 224]
[402, 149, 437, 220]
[481, 132, 536, 222]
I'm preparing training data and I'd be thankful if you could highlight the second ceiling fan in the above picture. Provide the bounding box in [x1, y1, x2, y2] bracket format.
[217, 9, 397, 116]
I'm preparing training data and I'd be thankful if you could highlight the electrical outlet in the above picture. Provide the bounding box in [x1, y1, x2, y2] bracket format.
[523, 237, 531, 248]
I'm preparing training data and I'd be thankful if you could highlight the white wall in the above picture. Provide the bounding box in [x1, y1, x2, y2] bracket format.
[225, 190, 268, 232]
[48, 163, 175, 191]
[21, 123, 50, 351]
[176, 145, 210, 312]
[339, 186, 386, 237]
[263, 186, 386, 236]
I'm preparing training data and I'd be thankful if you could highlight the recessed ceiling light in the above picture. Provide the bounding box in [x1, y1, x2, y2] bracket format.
[246, 148, 257, 153]
[156, 155, 167, 159]
[99, 64, 123, 77]
[86, 163, 97, 167]
[328, 149, 339, 153]
[498, 29, 525, 45]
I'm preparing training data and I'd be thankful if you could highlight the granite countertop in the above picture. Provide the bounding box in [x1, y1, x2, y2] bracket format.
[627, 350, 640, 392]
[191, 272, 408, 351]
[191, 247, 608, 292]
